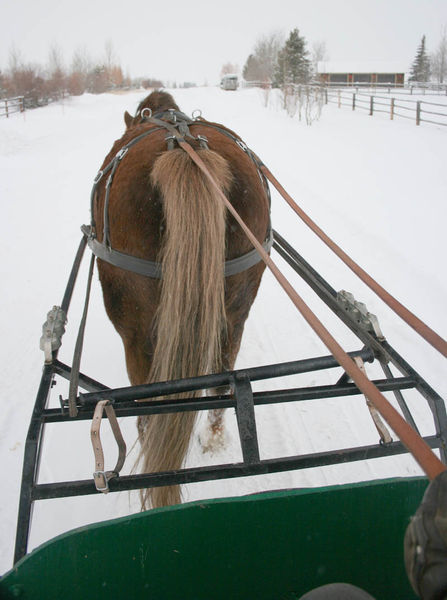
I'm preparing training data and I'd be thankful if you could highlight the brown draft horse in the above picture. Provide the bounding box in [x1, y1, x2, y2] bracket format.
[93, 91, 270, 509]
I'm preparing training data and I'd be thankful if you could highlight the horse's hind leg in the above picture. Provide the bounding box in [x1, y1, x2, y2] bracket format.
[200, 302, 249, 454]
[201, 379, 232, 454]
[200, 409, 227, 454]
[201, 262, 266, 453]
[199, 360, 234, 454]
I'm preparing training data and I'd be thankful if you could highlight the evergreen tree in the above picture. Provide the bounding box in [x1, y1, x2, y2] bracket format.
[274, 28, 311, 87]
[409, 35, 431, 82]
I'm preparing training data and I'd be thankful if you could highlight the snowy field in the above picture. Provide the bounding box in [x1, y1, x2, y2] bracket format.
[0, 86, 446, 572]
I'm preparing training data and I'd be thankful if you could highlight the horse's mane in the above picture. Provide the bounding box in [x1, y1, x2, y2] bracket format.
[135, 90, 180, 117]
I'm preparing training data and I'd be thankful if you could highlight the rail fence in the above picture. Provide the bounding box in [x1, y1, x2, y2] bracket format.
[322, 81, 447, 96]
[243, 80, 447, 95]
[0, 96, 25, 118]
[326, 88, 447, 127]
[243, 81, 447, 127]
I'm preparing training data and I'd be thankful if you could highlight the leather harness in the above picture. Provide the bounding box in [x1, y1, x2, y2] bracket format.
[84, 109, 273, 279]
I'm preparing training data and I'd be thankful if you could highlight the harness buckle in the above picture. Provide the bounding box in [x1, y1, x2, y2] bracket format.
[196, 135, 209, 149]
[141, 107, 152, 119]
[94, 170, 104, 184]
[167, 109, 177, 123]
[115, 147, 128, 161]
[165, 134, 177, 151]
[93, 470, 110, 493]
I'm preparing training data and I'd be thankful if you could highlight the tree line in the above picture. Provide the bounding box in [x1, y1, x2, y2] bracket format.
[0, 41, 164, 108]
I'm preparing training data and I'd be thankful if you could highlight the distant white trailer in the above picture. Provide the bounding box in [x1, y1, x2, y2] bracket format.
[220, 74, 238, 91]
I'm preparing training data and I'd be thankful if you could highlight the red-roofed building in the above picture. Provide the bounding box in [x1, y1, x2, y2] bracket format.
[317, 61, 406, 86]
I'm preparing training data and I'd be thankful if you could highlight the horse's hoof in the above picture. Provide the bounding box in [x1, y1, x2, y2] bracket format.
[198, 423, 228, 455]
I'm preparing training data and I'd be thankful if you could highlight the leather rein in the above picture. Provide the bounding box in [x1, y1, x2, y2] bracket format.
[84, 109, 273, 279]
[78, 107, 446, 490]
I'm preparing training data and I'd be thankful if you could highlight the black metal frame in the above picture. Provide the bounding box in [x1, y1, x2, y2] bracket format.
[13, 230, 447, 564]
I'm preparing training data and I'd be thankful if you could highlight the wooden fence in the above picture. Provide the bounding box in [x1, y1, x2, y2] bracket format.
[0, 96, 25, 118]
[322, 81, 447, 96]
[326, 88, 447, 127]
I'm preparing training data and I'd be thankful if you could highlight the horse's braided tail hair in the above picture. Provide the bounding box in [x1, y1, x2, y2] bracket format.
[137, 147, 232, 509]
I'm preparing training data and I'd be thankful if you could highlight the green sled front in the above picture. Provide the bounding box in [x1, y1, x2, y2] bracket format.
[1, 477, 427, 600]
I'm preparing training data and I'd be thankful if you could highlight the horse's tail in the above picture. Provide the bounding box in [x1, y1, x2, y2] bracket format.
[137, 147, 232, 509]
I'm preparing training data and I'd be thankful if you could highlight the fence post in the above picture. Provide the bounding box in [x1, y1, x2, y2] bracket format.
[369, 95, 374, 116]
[5, 99, 8, 118]
[324, 88, 328, 104]
[416, 101, 421, 125]
[20, 97, 24, 113]
[338, 89, 341, 108]
[352, 93, 356, 110]
[390, 98, 394, 120]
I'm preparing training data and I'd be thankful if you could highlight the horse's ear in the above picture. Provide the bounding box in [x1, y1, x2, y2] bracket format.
[124, 110, 133, 129]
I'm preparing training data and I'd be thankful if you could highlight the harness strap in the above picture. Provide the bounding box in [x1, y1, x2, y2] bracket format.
[175, 136, 446, 482]
[65, 239, 127, 489]
[91, 399, 127, 493]
[82, 224, 273, 278]
[354, 356, 392, 445]
[68, 253, 95, 417]
[260, 165, 447, 359]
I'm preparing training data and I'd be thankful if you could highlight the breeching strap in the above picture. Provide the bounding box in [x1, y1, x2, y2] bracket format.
[68, 253, 95, 417]
[260, 165, 447, 359]
[91, 399, 127, 493]
[175, 138, 446, 482]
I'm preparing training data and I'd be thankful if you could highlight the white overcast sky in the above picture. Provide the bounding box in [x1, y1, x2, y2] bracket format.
[1, 0, 446, 84]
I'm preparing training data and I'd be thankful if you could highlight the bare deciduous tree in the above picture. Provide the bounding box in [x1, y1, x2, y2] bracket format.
[71, 46, 93, 76]
[431, 26, 447, 83]
[311, 41, 329, 74]
[243, 31, 283, 83]
[47, 44, 66, 99]
[104, 39, 116, 72]
[102, 40, 125, 90]
[220, 62, 239, 76]
[8, 44, 23, 73]
[6, 45, 47, 107]
[68, 46, 92, 95]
